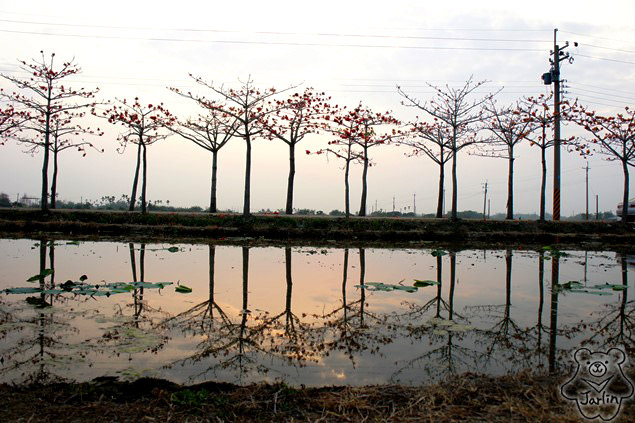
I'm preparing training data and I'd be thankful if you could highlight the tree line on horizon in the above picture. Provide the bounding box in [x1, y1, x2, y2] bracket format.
[0, 52, 633, 223]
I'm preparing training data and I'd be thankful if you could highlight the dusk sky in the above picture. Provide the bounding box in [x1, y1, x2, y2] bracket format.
[1, 0, 634, 216]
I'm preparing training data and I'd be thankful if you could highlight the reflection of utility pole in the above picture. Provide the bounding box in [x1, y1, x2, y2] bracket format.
[596, 195, 599, 220]
[482, 181, 488, 220]
[584, 162, 590, 220]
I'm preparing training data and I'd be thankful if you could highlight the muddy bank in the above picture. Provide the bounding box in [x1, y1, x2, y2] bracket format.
[0, 209, 633, 249]
[4, 372, 632, 422]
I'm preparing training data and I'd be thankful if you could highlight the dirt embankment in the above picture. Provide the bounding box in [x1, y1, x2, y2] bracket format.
[4, 372, 633, 422]
[0, 208, 633, 249]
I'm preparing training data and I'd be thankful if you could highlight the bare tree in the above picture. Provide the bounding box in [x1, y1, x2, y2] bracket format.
[399, 118, 454, 218]
[174, 76, 295, 216]
[520, 94, 555, 221]
[398, 78, 498, 220]
[479, 99, 534, 220]
[1, 52, 98, 211]
[168, 110, 239, 212]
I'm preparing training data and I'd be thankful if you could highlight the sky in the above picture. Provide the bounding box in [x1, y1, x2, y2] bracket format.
[0, 0, 634, 216]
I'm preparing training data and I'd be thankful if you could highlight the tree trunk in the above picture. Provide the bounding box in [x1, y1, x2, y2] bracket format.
[622, 159, 630, 224]
[210, 150, 218, 213]
[344, 159, 351, 218]
[140, 143, 147, 214]
[209, 244, 215, 307]
[436, 160, 445, 218]
[129, 143, 142, 211]
[40, 111, 51, 212]
[540, 146, 547, 221]
[286, 142, 295, 215]
[50, 149, 58, 209]
[243, 135, 251, 216]
[358, 146, 369, 216]
[506, 152, 514, 220]
[451, 149, 458, 221]
[285, 247, 292, 317]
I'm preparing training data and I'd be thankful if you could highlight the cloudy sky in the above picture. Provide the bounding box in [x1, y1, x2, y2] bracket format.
[1, 0, 634, 216]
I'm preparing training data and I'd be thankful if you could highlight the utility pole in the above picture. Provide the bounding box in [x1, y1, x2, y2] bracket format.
[596, 195, 599, 220]
[392, 196, 395, 212]
[542, 28, 575, 222]
[488, 199, 491, 219]
[584, 162, 590, 220]
[482, 181, 488, 220]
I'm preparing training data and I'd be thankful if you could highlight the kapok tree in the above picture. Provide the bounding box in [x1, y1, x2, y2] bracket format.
[310, 106, 363, 218]
[398, 78, 498, 220]
[349, 105, 400, 217]
[16, 110, 103, 208]
[479, 99, 535, 220]
[177, 75, 295, 216]
[0, 101, 30, 142]
[398, 117, 454, 218]
[103, 98, 175, 213]
[573, 104, 635, 224]
[263, 88, 332, 214]
[1, 52, 98, 211]
[167, 103, 239, 213]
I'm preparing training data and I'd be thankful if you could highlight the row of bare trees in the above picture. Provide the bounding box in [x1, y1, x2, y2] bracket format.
[1, 53, 633, 222]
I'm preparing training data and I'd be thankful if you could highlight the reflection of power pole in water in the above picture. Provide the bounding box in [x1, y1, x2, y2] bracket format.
[359, 248, 366, 327]
[342, 248, 349, 326]
[549, 255, 560, 374]
[537, 250, 545, 364]
[449, 252, 457, 321]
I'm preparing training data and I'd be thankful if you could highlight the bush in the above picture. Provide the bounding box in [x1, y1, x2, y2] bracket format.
[0, 193, 12, 208]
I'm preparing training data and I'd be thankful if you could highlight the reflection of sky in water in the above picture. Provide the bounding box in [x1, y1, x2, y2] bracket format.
[0, 238, 632, 386]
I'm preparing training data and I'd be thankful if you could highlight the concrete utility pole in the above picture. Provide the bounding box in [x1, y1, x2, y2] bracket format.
[596, 195, 599, 220]
[542, 28, 575, 221]
[584, 162, 590, 220]
[392, 196, 395, 212]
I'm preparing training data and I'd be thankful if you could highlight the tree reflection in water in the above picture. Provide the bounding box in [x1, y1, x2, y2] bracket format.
[0, 239, 79, 383]
[577, 253, 635, 356]
[391, 251, 479, 382]
[313, 248, 394, 367]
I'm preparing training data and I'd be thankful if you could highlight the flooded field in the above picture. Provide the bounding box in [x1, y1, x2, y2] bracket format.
[0, 238, 633, 387]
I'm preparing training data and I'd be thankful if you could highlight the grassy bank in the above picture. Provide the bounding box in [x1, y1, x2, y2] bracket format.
[5, 372, 632, 422]
[0, 208, 633, 247]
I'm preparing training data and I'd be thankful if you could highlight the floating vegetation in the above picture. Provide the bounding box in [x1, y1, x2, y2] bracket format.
[175, 284, 192, 294]
[430, 249, 447, 257]
[554, 281, 614, 296]
[26, 269, 53, 282]
[413, 279, 439, 288]
[356, 282, 418, 293]
[589, 283, 628, 291]
[3, 274, 175, 298]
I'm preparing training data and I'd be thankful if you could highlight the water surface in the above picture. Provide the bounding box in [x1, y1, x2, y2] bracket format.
[0, 238, 632, 386]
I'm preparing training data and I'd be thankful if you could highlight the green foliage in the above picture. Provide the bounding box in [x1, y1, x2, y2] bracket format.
[170, 389, 209, 407]
[0, 193, 11, 208]
[26, 268, 53, 282]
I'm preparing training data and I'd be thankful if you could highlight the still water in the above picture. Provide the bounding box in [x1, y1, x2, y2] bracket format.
[0, 238, 632, 386]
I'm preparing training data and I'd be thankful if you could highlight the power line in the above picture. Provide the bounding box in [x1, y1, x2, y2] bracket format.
[567, 81, 635, 97]
[568, 92, 632, 106]
[0, 18, 553, 44]
[0, 29, 546, 51]
[560, 30, 635, 46]
[567, 85, 635, 101]
[576, 53, 635, 66]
